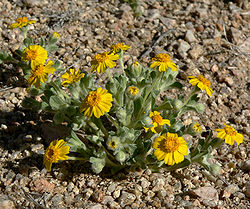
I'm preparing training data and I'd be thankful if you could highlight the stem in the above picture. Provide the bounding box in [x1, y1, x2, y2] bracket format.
[119, 50, 125, 75]
[68, 156, 86, 161]
[105, 113, 119, 129]
[106, 69, 114, 83]
[133, 71, 162, 124]
[96, 118, 109, 139]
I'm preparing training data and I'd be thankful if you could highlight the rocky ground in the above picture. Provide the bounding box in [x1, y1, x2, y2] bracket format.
[0, 0, 249, 208]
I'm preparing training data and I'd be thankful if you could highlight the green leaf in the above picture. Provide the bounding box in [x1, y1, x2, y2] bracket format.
[168, 81, 183, 90]
[90, 156, 106, 174]
[53, 112, 65, 124]
[22, 97, 41, 110]
[67, 131, 87, 153]
[49, 95, 65, 110]
[46, 45, 58, 53]
[40, 36, 46, 47]
[23, 37, 33, 47]
[133, 96, 143, 115]
[52, 60, 61, 70]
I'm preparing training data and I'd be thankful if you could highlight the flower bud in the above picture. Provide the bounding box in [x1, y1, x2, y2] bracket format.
[142, 116, 152, 127]
[187, 122, 201, 136]
[174, 99, 183, 110]
[131, 61, 142, 76]
[116, 151, 126, 163]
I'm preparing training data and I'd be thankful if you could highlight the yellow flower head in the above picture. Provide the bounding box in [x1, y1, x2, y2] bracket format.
[192, 123, 201, 133]
[61, 69, 85, 86]
[150, 53, 177, 72]
[153, 132, 188, 166]
[128, 86, 139, 95]
[80, 87, 113, 118]
[107, 137, 119, 151]
[43, 139, 70, 171]
[11, 17, 36, 29]
[144, 111, 171, 133]
[52, 32, 60, 39]
[188, 75, 214, 97]
[28, 60, 55, 88]
[22, 45, 48, 65]
[110, 43, 130, 54]
[91, 52, 119, 73]
[216, 124, 243, 146]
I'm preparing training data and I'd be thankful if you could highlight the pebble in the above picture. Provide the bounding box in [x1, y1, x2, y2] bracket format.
[119, 191, 136, 207]
[185, 30, 197, 43]
[188, 44, 203, 60]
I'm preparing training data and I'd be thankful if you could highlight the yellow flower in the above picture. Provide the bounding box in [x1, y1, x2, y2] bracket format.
[192, 123, 201, 133]
[43, 139, 70, 171]
[61, 69, 85, 86]
[91, 52, 119, 73]
[80, 87, 113, 118]
[150, 53, 177, 72]
[11, 17, 36, 29]
[144, 111, 171, 133]
[153, 132, 188, 166]
[216, 124, 243, 146]
[22, 45, 48, 65]
[109, 43, 130, 54]
[28, 60, 55, 88]
[52, 32, 60, 38]
[128, 86, 139, 95]
[188, 75, 213, 97]
[107, 137, 119, 151]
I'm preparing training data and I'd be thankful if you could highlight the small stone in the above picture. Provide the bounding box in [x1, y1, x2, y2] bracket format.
[196, 25, 204, 32]
[29, 178, 55, 193]
[229, 27, 242, 45]
[107, 183, 116, 193]
[88, 203, 103, 209]
[1, 124, 7, 131]
[119, 191, 136, 207]
[92, 189, 103, 203]
[185, 30, 197, 43]
[196, 8, 208, 19]
[211, 64, 219, 73]
[141, 177, 150, 189]
[178, 40, 191, 53]
[0, 195, 15, 209]
[222, 184, 239, 198]
[152, 178, 165, 192]
[50, 194, 63, 205]
[192, 187, 218, 201]
[245, 182, 250, 198]
[241, 160, 250, 172]
[67, 182, 74, 192]
[83, 188, 93, 199]
[101, 195, 114, 205]
[24, 135, 33, 141]
[188, 44, 203, 60]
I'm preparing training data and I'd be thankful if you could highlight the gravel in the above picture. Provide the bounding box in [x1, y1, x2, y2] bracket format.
[0, 0, 249, 208]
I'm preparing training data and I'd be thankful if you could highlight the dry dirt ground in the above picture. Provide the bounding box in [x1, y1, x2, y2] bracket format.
[0, 0, 249, 208]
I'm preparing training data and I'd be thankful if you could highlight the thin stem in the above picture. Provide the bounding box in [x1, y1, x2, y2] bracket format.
[106, 69, 114, 83]
[119, 50, 125, 75]
[105, 113, 119, 129]
[68, 156, 86, 161]
[96, 118, 109, 139]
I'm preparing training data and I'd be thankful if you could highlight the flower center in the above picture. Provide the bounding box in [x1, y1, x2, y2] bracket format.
[33, 65, 45, 77]
[155, 53, 170, 63]
[17, 17, 28, 24]
[152, 114, 163, 124]
[95, 52, 109, 62]
[198, 75, 211, 87]
[225, 126, 236, 136]
[87, 91, 101, 106]
[26, 49, 38, 61]
[110, 141, 116, 148]
[47, 147, 59, 162]
[164, 137, 179, 152]
[192, 123, 201, 132]
[129, 86, 138, 95]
